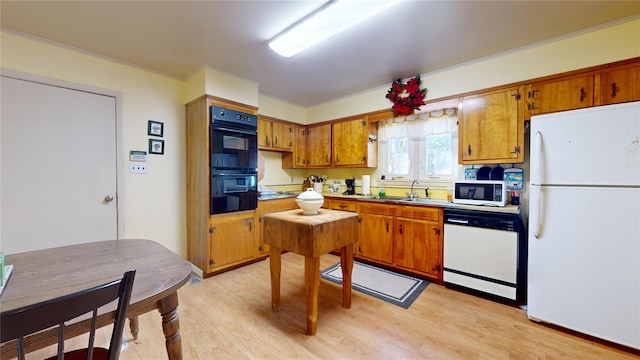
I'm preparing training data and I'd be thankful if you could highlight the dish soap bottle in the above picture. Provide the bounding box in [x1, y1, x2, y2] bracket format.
[378, 175, 386, 198]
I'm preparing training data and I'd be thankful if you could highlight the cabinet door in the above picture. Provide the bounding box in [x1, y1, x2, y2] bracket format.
[357, 213, 393, 264]
[306, 123, 332, 167]
[528, 75, 594, 115]
[600, 66, 640, 105]
[272, 122, 293, 150]
[208, 216, 256, 271]
[459, 87, 524, 164]
[258, 118, 272, 148]
[333, 118, 367, 166]
[256, 198, 297, 255]
[293, 125, 307, 167]
[394, 217, 441, 277]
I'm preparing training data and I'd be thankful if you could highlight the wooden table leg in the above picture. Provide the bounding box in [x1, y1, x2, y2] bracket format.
[304, 256, 320, 336]
[269, 246, 282, 312]
[157, 292, 183, 360]
[128, 316, 139, 340]
[340, 243, 354, 309]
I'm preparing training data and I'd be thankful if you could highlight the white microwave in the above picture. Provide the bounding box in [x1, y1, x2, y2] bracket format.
[453, 180, 507, 207]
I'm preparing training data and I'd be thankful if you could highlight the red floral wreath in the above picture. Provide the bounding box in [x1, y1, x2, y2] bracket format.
[385, 75, 427, 117]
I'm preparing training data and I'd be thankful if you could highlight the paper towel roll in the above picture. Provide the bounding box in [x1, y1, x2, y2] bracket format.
[362, 175, 371, 195]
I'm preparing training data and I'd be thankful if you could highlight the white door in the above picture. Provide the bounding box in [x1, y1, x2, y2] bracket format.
[1, 76, 119, 254]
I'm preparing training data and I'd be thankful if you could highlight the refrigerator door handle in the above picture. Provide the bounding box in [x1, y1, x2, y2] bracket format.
[533, 131, 543, 238]
[533, 185, 542, 238]
[533, 131, 542, 186]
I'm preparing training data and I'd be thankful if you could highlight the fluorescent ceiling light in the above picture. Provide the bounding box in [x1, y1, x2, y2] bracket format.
[269, 0, 401, 57]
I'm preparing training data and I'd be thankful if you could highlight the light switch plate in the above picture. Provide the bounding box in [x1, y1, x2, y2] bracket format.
[129, 163, 148, 174]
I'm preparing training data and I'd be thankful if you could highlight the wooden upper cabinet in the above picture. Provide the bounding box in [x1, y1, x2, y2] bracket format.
[306, 123, 332, 167]
[257, 118, 273, 148]
[282, 124, 307, 168]
[258, 116, 293, 152]
[332, 118, 369, 166]
[600, 65, 640, 105]
[272, 122, 293, 150]
[459, 86, 525, 164]
[527, 75, 594, 116]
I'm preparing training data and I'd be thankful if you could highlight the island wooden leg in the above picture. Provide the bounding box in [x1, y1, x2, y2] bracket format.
[157, 293, 182, 360]
[304, 255, 320, 336]
[340, 243, 354, 309]
[269, 246, 282, 312]
[128, 316, 139, 340]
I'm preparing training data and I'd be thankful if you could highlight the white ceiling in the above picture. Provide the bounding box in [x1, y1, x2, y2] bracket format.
[1, 1, 639, 107]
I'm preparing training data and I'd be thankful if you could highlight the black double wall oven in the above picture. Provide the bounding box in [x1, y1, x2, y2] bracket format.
[210, 106, 258, 214]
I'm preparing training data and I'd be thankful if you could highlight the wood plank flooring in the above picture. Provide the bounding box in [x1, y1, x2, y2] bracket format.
[24, 253, 639, 359]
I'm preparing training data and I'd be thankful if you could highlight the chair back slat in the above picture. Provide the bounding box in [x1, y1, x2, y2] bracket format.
[1, 270, 136, 360]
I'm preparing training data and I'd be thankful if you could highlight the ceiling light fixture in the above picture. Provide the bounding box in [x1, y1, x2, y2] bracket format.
[268, 0, 401, 58]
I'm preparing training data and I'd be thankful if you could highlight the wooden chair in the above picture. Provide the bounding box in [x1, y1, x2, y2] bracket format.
[1, 270, 136, 360]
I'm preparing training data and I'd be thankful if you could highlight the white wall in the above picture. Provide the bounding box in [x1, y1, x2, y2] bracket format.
[307, 18, 640, 122]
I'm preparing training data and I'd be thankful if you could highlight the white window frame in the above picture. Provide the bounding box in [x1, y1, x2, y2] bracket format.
[375, 107, 459, 189]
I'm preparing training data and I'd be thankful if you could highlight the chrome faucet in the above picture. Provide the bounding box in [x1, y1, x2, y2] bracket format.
[406, 179, 419, 200]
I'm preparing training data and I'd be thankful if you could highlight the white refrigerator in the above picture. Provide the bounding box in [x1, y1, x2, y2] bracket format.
[528, 101, 640, 350]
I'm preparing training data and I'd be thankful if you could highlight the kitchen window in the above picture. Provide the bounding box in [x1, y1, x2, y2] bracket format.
[377, 107, 458, 186]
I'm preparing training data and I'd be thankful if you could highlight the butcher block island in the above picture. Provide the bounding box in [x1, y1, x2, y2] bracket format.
[263, 208, 358, 335]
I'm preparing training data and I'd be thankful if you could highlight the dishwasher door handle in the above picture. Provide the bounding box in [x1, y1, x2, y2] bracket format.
[447, 218, 469, 224]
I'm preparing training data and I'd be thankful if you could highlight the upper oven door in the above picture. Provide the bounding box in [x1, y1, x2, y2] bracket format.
[210, 126, 257, 169]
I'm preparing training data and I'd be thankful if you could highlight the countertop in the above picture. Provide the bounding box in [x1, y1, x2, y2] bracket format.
[259, 191, 520, 215]
[321, 193, 521, 215]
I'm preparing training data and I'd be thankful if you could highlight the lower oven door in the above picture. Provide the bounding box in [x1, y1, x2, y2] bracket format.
[443, 222, 518, 301]
[211, 173, 257, 214]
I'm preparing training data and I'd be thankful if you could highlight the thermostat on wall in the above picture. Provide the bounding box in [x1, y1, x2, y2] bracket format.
[130, 150, 148, 162]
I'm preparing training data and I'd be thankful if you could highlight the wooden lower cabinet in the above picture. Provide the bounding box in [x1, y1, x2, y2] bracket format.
[256, 197, 297, 255]
[393, 206, 442, 279]
[394, 216, 441, 278]
[327, 199, 357, 212]
[357, 208, 393, 264]
[328, 199, 444, 281]
[207, 212, 257, 273]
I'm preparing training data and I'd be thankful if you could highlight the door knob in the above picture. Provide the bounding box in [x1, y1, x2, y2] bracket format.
[104, 195, 114, 203]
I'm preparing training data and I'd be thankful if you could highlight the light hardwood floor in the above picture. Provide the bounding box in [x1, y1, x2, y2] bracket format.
[26, 253, 639, 359]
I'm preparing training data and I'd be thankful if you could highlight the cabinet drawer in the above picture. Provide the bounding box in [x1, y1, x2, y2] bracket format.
[329, 201, 357, 212]
[396, 206, 439, 221]
[358, 203, 394, 215]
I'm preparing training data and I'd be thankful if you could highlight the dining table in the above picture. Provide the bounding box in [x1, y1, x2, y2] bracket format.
[0, 239, 192, 360]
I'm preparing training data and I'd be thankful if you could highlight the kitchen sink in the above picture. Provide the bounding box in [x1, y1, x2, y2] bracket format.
[387, 198, 450, 206]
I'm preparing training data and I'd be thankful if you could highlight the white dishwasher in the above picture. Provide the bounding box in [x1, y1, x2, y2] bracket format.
[443, 208, 526, 304]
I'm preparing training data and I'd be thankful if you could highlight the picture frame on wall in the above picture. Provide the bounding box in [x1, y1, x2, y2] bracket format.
[148, 120, 164, 137]
[149, 139, 164, 155]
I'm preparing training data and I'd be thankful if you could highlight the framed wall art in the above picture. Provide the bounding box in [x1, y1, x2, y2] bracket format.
[148, 120, 164, 137]
[149, 139, 165, 155]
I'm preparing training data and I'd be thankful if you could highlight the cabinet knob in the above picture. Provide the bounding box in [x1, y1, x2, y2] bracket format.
[611, 82, 618, 98]
[579, 87, 587, 103]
